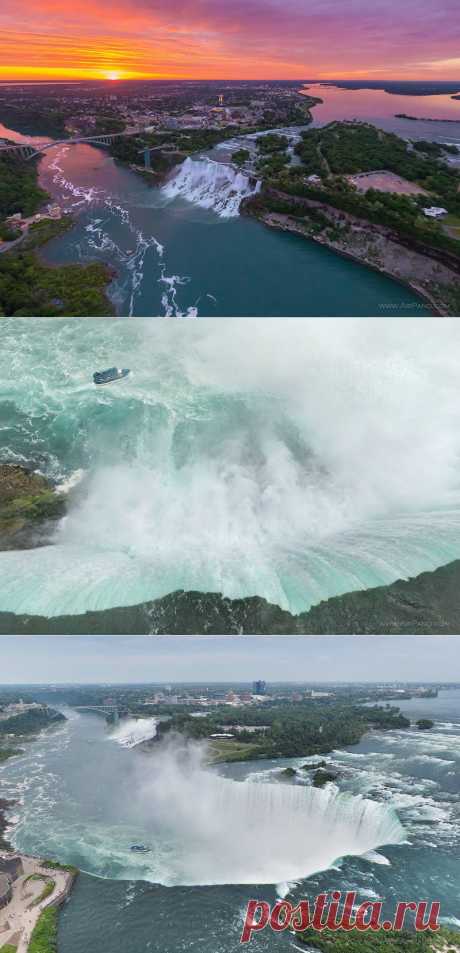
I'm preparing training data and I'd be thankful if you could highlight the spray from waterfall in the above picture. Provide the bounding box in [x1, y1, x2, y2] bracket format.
[2, 319, 460, 618]
[113, 737, 406, 886]
[162, 157, 260, 218]
[109, 718, 158, 748]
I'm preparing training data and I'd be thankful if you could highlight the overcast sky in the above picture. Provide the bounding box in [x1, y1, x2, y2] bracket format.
[1, 636, 459, 684]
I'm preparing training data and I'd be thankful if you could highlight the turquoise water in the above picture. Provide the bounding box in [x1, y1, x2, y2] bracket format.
[3, 86, 457, 318]
[35, 142, 430, 318]
[1, 318, 460, 619]
[1, 689, 459, 952]
[1, 121, 425, 318]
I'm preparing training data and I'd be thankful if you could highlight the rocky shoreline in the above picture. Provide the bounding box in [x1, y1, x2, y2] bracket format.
[1, 558, 459, 634]
[0, 798, 15, 851]
[242, 189, 460, 316]
[0, 464, 66, 551]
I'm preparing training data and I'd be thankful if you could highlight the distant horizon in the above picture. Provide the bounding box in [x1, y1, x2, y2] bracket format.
[1, 0, 458, 84]
[0, 77, 459, 86]
[1, 679, 459, 687]
[1, 637, 459, 683]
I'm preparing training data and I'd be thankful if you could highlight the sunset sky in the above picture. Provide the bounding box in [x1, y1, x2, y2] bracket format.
[1, 0, 459, 82]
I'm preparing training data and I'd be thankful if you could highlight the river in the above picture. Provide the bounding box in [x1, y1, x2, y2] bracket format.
[0, 689, 459, 952]
[0, 100, 436, 317]
[304, 83, 460, 143]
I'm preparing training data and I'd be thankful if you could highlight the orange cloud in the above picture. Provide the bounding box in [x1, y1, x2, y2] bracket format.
[0, 0, 459, 80]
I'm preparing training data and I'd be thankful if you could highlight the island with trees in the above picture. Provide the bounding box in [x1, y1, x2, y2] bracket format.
[243, 121, 460, 315]
[294, 926, 460, 953]
[146, 694, 411, 764]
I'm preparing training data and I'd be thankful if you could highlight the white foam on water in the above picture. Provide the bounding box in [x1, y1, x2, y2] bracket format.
[361, 849, 391, 865]
[51, 741, 405, 886]
[45, 148, 195, 317]
[162, 156, 260, 218]
[2, 319, 460, 616]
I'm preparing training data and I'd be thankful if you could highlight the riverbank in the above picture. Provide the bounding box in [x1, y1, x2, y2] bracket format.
[0, 692, 457, 953]
[294, 926, 460, 952]
[0, 852, 77, 953]
[155, 692, 411, 766]
[1, 115, 433, 315]
[0, 465, 67, 551]
[243, 190, 460, 315]
[0, 799, 16, 851]
[1, 557, 459, 634]
[0, 150, 114, 316]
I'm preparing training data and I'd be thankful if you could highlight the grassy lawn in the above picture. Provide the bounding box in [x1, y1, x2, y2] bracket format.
[207, 738, 265, 763]
[28, 906, 58, 953]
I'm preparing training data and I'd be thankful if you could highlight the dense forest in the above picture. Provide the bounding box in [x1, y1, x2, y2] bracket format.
[0, 247, 112, 317]
[0, 155, 112, 316]
[0, 706, 66, 736]
[0, 104, 68, 138]
[294, 123, 460, 212]
[156, 698, 410, 761]
[0, 153, 48, 221]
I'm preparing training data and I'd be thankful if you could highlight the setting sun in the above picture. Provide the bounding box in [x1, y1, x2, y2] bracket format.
[105, 71, 120, 81]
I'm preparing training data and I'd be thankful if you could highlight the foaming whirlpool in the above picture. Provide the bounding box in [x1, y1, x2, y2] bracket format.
[1, 318, 460, 618]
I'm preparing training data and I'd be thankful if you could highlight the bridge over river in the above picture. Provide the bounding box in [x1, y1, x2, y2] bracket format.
[0, 128, 142, 160]
[0, 129, 176, 171]
[74, 704, 121, 723]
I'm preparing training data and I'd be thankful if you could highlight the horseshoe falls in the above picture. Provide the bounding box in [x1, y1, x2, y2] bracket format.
[1, 318, 460, 619]
[2, 713, 405, 886]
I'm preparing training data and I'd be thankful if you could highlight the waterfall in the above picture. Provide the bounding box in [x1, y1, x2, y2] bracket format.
[0, 716, 406, 889]
[124, 743, 406, 885]
[3, 318, 460, 620]
[109, 718, 157, 748]
[162, 156, 260, 218]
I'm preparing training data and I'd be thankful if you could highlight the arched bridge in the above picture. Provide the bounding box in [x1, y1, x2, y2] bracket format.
[75, 704, 119, 712]
[74, 704, 120, 720]
[0, 129, 141, 160]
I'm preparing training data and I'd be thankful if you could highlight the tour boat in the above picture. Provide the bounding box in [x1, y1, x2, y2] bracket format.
[93, 367, 130, 385]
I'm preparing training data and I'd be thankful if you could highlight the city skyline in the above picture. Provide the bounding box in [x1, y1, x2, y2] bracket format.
[1, 0, 459, 82]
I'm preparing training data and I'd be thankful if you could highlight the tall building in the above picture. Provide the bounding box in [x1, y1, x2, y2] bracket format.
[252, 680, 266, 695]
